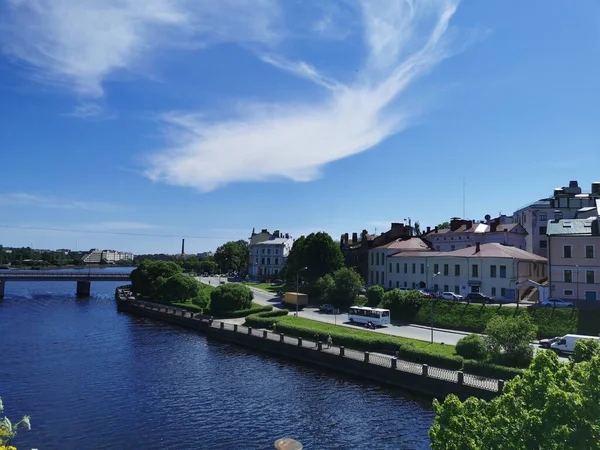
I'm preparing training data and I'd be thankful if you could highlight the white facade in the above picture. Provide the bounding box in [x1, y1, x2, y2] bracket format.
[248, 229, 294, 279]
[384, 243, 547, 301]
[367, 238, 432, 287]
[513, 180, 600, 257]
[100, 250, 134, 263]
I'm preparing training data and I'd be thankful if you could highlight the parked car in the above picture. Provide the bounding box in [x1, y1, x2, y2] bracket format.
[440, 292, 463, 301]
[464, 292, 494, 304]
[539, 298, 574, 308]
[545, 334, 600, 354]
[319, 304, 334, 313]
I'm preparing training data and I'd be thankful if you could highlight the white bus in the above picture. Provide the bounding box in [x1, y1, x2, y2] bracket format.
[348, 306, 391, 327]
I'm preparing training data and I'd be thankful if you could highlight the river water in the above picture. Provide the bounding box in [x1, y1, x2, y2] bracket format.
[0, 267, 435, 449]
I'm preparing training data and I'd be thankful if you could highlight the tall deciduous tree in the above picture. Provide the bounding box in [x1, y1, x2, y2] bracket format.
[157, 273, 201, 302]
[327, 267, 364, 308]
[285, 232, 344, 284]
[430, 340, 600, 449]
[130, 260, 182, 297]
[214, 240, 250, 273]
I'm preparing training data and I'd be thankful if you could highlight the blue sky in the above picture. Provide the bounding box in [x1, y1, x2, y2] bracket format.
[1, 0, 599, 255]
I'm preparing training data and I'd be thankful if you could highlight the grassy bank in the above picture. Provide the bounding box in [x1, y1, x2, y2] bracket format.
[172, 301, 272, 318]
[245, 311, 523, 380]
[411, 300, 578, 339]
[244, 282, 286, 294]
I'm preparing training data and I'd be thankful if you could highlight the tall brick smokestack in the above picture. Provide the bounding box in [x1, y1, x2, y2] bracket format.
[181, 238, 185, 256]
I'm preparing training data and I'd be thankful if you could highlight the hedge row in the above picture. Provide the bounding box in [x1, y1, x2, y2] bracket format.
[411, 300, 578, 339]
[171, 302, 273, 318]
[463, 360, 524, 381]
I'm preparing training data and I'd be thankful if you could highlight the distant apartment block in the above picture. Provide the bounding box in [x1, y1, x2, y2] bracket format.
[82, 249, 134, 264]
[248, 229, 294, 280]
[547, 210, 600, 302]
[513, 180, 600, 257]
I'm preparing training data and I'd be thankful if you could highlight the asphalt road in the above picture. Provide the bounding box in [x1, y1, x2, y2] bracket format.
[197, 276, 566, 359]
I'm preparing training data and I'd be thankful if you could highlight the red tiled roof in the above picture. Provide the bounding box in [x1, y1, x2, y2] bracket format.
[389, 243, 546, 262]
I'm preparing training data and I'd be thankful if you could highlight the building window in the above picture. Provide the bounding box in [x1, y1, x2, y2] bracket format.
[491, 287, 496, 296]
[255, 258, 258, 263]
[376, 272, 379, 284]
[376, 253, 379, 265]
[412, 282, 416, 289]
[396, 263, 400, 273]
[275, 258, 279, 265]
[267, 258, 271, 265]
[433, 284, 439, 292]
[563, 245, 572, 258]
[539, 213, 547, 221]
[450, 245, 456, 251]
[454, 264, 460, 276]
[404, 263, 408, 273]
[540, 240, 547, 249]
[412, 263, 416, 274]
[539, 226, 547, 235]
[472, 264, 478, 278]
[443, 264, 449, 276]
[389, 280, 392, 288]
[404, 282, 408, 287]
[434, 264, 439, 274]
[371, 253, 374, 266]
[275, 249, 279, 254]
[267, 249, 271, 254]
[501, 288, 506, 297]
[490, 265, 497, 278]
[444, 285, 449, 292]
[396, 281, 399, 288]
[500, 265, 506, 278]
[454, 285, 460, 294]
[564, 270, 572, 283]
[587, 270, 595, 284]
[586, 245, 595, 259]
[262, 249, 265, 254]
[564, 289, 574, 296]
[420, 263, 425, 274]
[389, 263, 392, 273]
[370, 271, 374, 285]
[261, 258, 265, 265]
[436, 246, 441, 251]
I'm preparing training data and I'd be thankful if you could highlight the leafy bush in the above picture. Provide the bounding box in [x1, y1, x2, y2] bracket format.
[210, 283, 253, 312]
[327, 267, 364, 308]
[570, 338, 600, 363]
[485, 315, 537, 367]
[365, 285, 385, 307]
[216, 303, 272, 318]
[462, 360, 524, 380]
[456, 334, 489, 361]
[381, 289, 423, 320]
[410, 299, 578, 339]
[315, 274, 335, 301]
[157, 273, 202, 302]
[130, 260, 183, 297]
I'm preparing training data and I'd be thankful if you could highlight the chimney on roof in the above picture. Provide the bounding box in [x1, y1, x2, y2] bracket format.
[426, 226, 431, 233]
[261, 229, 268, 234]
[344, 233, 349, 244]
[467, 220, 473, 229]
[434, 226, 438, 233]
[273, 230, 280, 238]
[285, 233, 290, 239]
[504, 229, 508, 245]
[352, 232, 357, 244]
[475, 242, 480, 253]
[554, 210, 563, 222]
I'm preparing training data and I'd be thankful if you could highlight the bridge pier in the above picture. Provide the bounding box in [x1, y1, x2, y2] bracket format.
[0, 281, 4, 299]
[76, 280, 91, 297]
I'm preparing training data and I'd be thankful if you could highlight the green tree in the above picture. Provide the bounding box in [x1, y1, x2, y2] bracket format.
[214, 240, 250, 273]
[158, 274, 201, 303]
[285, 232, 344, 285]
[456, 334, 488, 360]
[365, 285, 385, 307]
[437, 222, 450, 229]
[315, 274, 335, 300]
[327, 267, 364, 308]
[570, 338, 600, 363]
[414, 221, 421, 235]
[430, 345, 600, 449]
[484, 314, 537, 367]
[0, 396, 31, 448]
[210, 284, 253, 312]
[130, 260, 182, 298]
[381, 289, 423, 319]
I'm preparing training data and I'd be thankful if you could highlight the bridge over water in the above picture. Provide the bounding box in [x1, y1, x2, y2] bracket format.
[0, 272, 131, 298]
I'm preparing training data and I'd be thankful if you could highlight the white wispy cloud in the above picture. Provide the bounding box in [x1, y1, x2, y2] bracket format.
[0, 0, 281, 103]
[144, 0, 463, 192]
[0, 193, 120, 212]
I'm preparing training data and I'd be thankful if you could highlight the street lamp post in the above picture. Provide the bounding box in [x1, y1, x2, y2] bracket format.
[430, 272, 441, 344]
[296, 267, 308, 317]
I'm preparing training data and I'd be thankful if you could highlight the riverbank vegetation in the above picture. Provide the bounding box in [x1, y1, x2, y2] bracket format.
[245, 311, 523, 379]
[430, 340, 600, 449]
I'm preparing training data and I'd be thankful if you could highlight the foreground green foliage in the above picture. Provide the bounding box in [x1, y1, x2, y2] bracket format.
[210, 283, 254, 313]
[214, 240, 249, 273]
[365, 285, 384, 307]
[0, 397, 31, 448]
[130, 260, 183, 298]
[430, 340, 600, 450]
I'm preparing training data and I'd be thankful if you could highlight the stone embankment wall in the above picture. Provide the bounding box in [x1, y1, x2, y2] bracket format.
[116, 288, 503, 401]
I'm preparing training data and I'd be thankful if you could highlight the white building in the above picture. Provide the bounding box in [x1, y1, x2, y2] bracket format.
[385, 243, 547, 302]
[422, 217, 527, 252]
[513, 180, 600, 257]
[367, 237, 432, 287]
[248, 229, 294, 280]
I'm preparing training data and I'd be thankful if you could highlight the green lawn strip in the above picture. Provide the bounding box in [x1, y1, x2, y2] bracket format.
[411, 300, 578, 339]
[245, 312, 463, 370]
[243, 282, 287, 294]
[171, 301, 272, 318]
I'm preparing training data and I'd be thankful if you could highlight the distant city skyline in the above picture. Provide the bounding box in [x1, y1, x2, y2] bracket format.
[1, 1, 599, 254]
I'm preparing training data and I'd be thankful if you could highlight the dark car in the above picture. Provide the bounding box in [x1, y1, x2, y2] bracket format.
[464, 292, 494, 304]
[319, 304, 334, 313]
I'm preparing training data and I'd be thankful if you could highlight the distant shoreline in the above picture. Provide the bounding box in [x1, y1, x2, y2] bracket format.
[0, 264, 136, 271]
